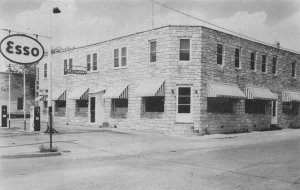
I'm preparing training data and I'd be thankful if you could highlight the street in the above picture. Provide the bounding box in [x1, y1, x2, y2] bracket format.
[0, 120, 299, 190]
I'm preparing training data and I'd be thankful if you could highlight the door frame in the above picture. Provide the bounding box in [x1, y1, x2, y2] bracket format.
[271, 100, 278, 124]
[176, 85, 193, 123]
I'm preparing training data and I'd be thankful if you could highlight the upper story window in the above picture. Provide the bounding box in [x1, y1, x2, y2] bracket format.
[114, 47, 127, 68]
[292, 61, 297, 77]
[87, 54, 91, 71]
[234, 48, 240, 68]
[63, 58, 73, 75]
[262, 54, 267, 73]
[86, 53, 97, 71]
[250, 52, 256, 71]
[92, 53, 97, 70]
[44, 63, 47, 78]
[179, 39, 190, 61]
[272, 57, 277, 75]
[217, 44, 223, 65]
[150, 41, 157, 62]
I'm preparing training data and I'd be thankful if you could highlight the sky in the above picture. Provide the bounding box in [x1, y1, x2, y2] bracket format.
[0, 0, 300, 71]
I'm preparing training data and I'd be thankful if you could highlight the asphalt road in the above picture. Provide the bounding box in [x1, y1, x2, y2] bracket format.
[0, 121, 299, 190]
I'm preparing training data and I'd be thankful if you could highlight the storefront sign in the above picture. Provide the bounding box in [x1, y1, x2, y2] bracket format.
[0, 34, 44, 65]
[65, 69, 87, 75]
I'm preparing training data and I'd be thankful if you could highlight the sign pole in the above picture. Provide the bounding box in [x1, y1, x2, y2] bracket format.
[8, 64, 11, 128]
[23, 65, 26, 130]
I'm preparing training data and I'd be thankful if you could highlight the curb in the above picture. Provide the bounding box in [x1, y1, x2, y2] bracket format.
[1, 151, 61, 159]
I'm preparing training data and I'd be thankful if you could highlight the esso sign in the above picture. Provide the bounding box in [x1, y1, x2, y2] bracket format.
[0, 34, 44, 65]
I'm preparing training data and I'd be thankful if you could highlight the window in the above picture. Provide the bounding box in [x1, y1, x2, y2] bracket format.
[63, 58, 73, 75]
[64, 59, 68, 75]
[55, 100, 66, 117]
[44, 63, 47, 78]
[121, 47, 127, 66]
[262, 54, 267, 73]
[17, 98, 23, 110]
[69, 58, 73, 70]
[250, 52, 256, 71]
[207, 98, 234, 113]
[75, 100, 88, 117]
[179, 39, 190, 61]
[87, 54, 91, 71]
[150, 41, 157, 62]
[245, 99, 267, 114]
[292, 61, 296, 77]
[235, 48, 240, 68]
[282, 102, 299, 115]
[112, 99, 128, 117]
[114, 47, 127, 68]
[143, 97, 164, 112]
[92, 53, 97, 70]
[217, 44, 223, 65]
[272, 57, 277, 74]
[114, 49, 119, 67]
[178, 87, 191, 113]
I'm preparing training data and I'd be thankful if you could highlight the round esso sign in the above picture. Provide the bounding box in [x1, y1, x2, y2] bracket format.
[0, 34, 44, 65]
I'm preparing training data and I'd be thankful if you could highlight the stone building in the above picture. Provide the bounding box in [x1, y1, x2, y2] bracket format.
[0, 72, 35, 117]
[36, 25, 300, 135]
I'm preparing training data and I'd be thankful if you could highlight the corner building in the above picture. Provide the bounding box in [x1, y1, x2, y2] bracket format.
[36, 25, 300, 135]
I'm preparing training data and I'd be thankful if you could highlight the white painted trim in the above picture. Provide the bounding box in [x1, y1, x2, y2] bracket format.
[178, 38, 192, 62]
[176, 85, 193, 123]
[113, 46, 128, 69]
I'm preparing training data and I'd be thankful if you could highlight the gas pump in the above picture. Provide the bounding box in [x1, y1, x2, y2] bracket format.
[0, 105, 7, 127]
[30, 106, 40, 131]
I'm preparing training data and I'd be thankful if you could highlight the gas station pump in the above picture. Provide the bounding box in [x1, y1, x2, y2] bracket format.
[0, 105, 7, 127]
[30, 106, 40, 131]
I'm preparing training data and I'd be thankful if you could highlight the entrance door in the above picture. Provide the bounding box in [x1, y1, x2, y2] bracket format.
[90, 97, 95, 123]
[176, 86, 192, 123]
[271, 100, 278, 124]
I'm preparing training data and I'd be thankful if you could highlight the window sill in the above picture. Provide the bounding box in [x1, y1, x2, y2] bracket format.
[87, 70, 98, 73]
[113, 66, 128, 70]
[141, 112, 163, 119]
[111, 113, 127, 119]
[235, 67, 242, 70]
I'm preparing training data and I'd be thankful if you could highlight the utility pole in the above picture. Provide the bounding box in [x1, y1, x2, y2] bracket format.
[8, 63, 11, 128]
[23, 65, 26, 130]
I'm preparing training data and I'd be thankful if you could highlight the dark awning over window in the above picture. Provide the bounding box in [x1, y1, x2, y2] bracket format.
[68, 87, 89, 100]
[52, 89, 66, 101]
[135, 79, 165, 97]
[103, 84, 128, 99]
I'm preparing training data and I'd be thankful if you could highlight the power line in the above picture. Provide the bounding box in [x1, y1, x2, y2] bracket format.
[149, 0, 300, 55]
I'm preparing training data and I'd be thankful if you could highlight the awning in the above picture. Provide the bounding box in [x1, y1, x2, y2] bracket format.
[35, 96, 43, 101]
[52, 89, 66, 101]
[282, 91, 300, 102]
[207, 83, 245, 99]
[103, 84, 128, 99]
[68, 87, 89, 100]
[245, 87, 277, 100]
[89, 87, 106, 94]
[135, 79, 165, 97]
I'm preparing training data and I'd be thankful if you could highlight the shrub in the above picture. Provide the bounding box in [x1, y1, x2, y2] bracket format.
[39, 144, 59, 152]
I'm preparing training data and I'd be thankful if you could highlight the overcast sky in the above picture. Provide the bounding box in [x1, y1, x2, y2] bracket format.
[1, 0, 300, 71]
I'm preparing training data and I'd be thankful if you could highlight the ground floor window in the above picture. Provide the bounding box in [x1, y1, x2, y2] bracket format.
[207, 97, 235, 113]
[17, 98, 23, 110]
[143, 97, 164, 112]
[245, 99, 267, 114]
[75, 100, 88, 117]
[111, 99, 128, 118]
[282, 102, 299, 115]
[55, 100, 66, 117]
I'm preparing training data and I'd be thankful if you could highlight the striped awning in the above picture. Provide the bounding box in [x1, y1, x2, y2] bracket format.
[135, 79, 165, 97]
[207, 83, 245, 99]
[245, 87, 277, 100]
[52, 89, 66, 101]
[103, 84, 128, 99]
[68, 87, 89, 100]
[282, 91, 300, 102]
